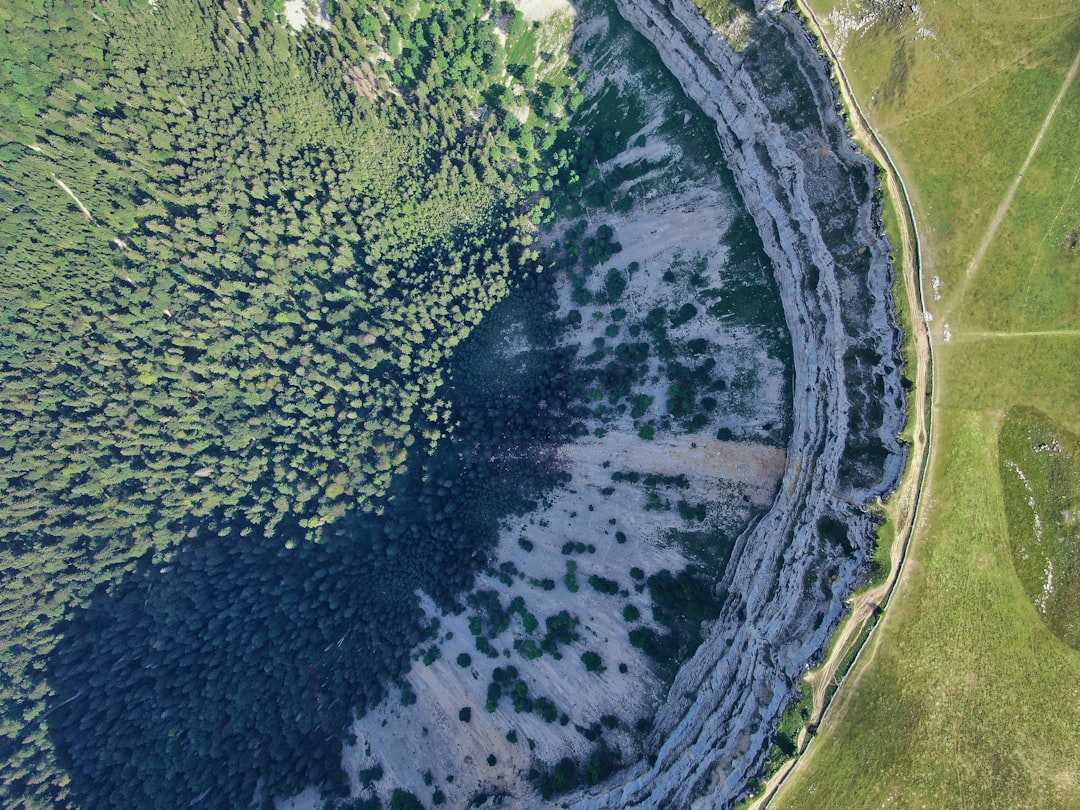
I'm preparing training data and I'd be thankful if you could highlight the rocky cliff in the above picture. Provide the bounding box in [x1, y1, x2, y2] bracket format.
[568, 0, 907, 806]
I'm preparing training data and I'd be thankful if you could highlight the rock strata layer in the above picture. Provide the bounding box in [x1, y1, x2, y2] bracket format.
[568, 1, 907, 807]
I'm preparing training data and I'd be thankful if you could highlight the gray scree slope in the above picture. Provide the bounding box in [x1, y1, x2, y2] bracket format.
[566, 0, 907, 807]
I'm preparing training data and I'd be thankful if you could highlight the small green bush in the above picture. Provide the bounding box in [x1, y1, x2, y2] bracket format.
[581, 651, 605, 672]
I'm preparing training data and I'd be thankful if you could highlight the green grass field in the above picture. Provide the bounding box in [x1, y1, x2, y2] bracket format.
[772, 1, 1080, 806]
[779, 409, 1080, 807]
[998, 407, 1080, 650]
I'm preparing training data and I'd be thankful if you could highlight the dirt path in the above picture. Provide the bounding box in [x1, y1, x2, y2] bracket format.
[51, 173, 95, 222]
[746, 3, 938, 807]
[792, 0, 934, 730]
[956, 42, 1080, 296]
[752, 12, 1080, 810]
[887, 18, 1079, 130]
[954, 329, 1080, 340]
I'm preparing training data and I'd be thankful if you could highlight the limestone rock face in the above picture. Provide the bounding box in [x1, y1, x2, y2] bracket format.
[566, 0, 907, 806]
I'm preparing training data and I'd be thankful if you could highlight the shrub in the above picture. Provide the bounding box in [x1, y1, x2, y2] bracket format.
[358, 764, 384, 788]
[581, 651, 605, 672]
[588, 574, 620, 595]
[564, 561, 579, 592]
[536, 696, 558, 722]
[486, 682, 502, 712]
[670, 302, 698, 327]
[390, 789, 424, 810]
[677, 500, 707, 522]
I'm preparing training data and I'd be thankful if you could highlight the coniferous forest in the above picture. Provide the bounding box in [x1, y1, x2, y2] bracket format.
[1, 0, 585, 805]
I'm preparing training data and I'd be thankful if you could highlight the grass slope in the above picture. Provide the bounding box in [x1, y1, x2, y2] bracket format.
[772, 1, 1080, 807]
[999, 407, 1080, 650]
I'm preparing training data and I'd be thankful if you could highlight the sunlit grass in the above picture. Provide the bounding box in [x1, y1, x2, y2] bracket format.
[820, 4, 1080, 305]
[777, 409, 1080, 808]
[938, 338, 1080, 431]
[770, 0, 1080, 806]
[949, 73, 1080, 332]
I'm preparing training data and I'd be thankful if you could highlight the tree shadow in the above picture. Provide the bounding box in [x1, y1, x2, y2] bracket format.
[46, 272, 579, 809]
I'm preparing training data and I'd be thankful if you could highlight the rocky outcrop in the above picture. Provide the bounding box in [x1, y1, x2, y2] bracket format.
[566, 0, 907, 807]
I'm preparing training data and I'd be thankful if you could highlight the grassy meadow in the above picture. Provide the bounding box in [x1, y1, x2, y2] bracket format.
[772, 1, 1080, 807]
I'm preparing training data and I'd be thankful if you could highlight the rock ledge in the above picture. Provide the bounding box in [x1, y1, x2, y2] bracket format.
[566, 1, 907, 806]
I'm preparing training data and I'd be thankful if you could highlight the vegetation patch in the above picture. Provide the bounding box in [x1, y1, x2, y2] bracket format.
[531, 743, 621, 800]
[3, 0, 584, 803]
[764, 683, 812, 775]
[3, 0, 798, 805]
[998, 407, 1080, 649]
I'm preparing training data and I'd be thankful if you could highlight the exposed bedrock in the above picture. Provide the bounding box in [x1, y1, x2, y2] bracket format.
[567, 1, 907, 807]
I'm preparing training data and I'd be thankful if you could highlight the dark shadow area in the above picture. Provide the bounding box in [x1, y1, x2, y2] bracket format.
[46, 271, 582, 809]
